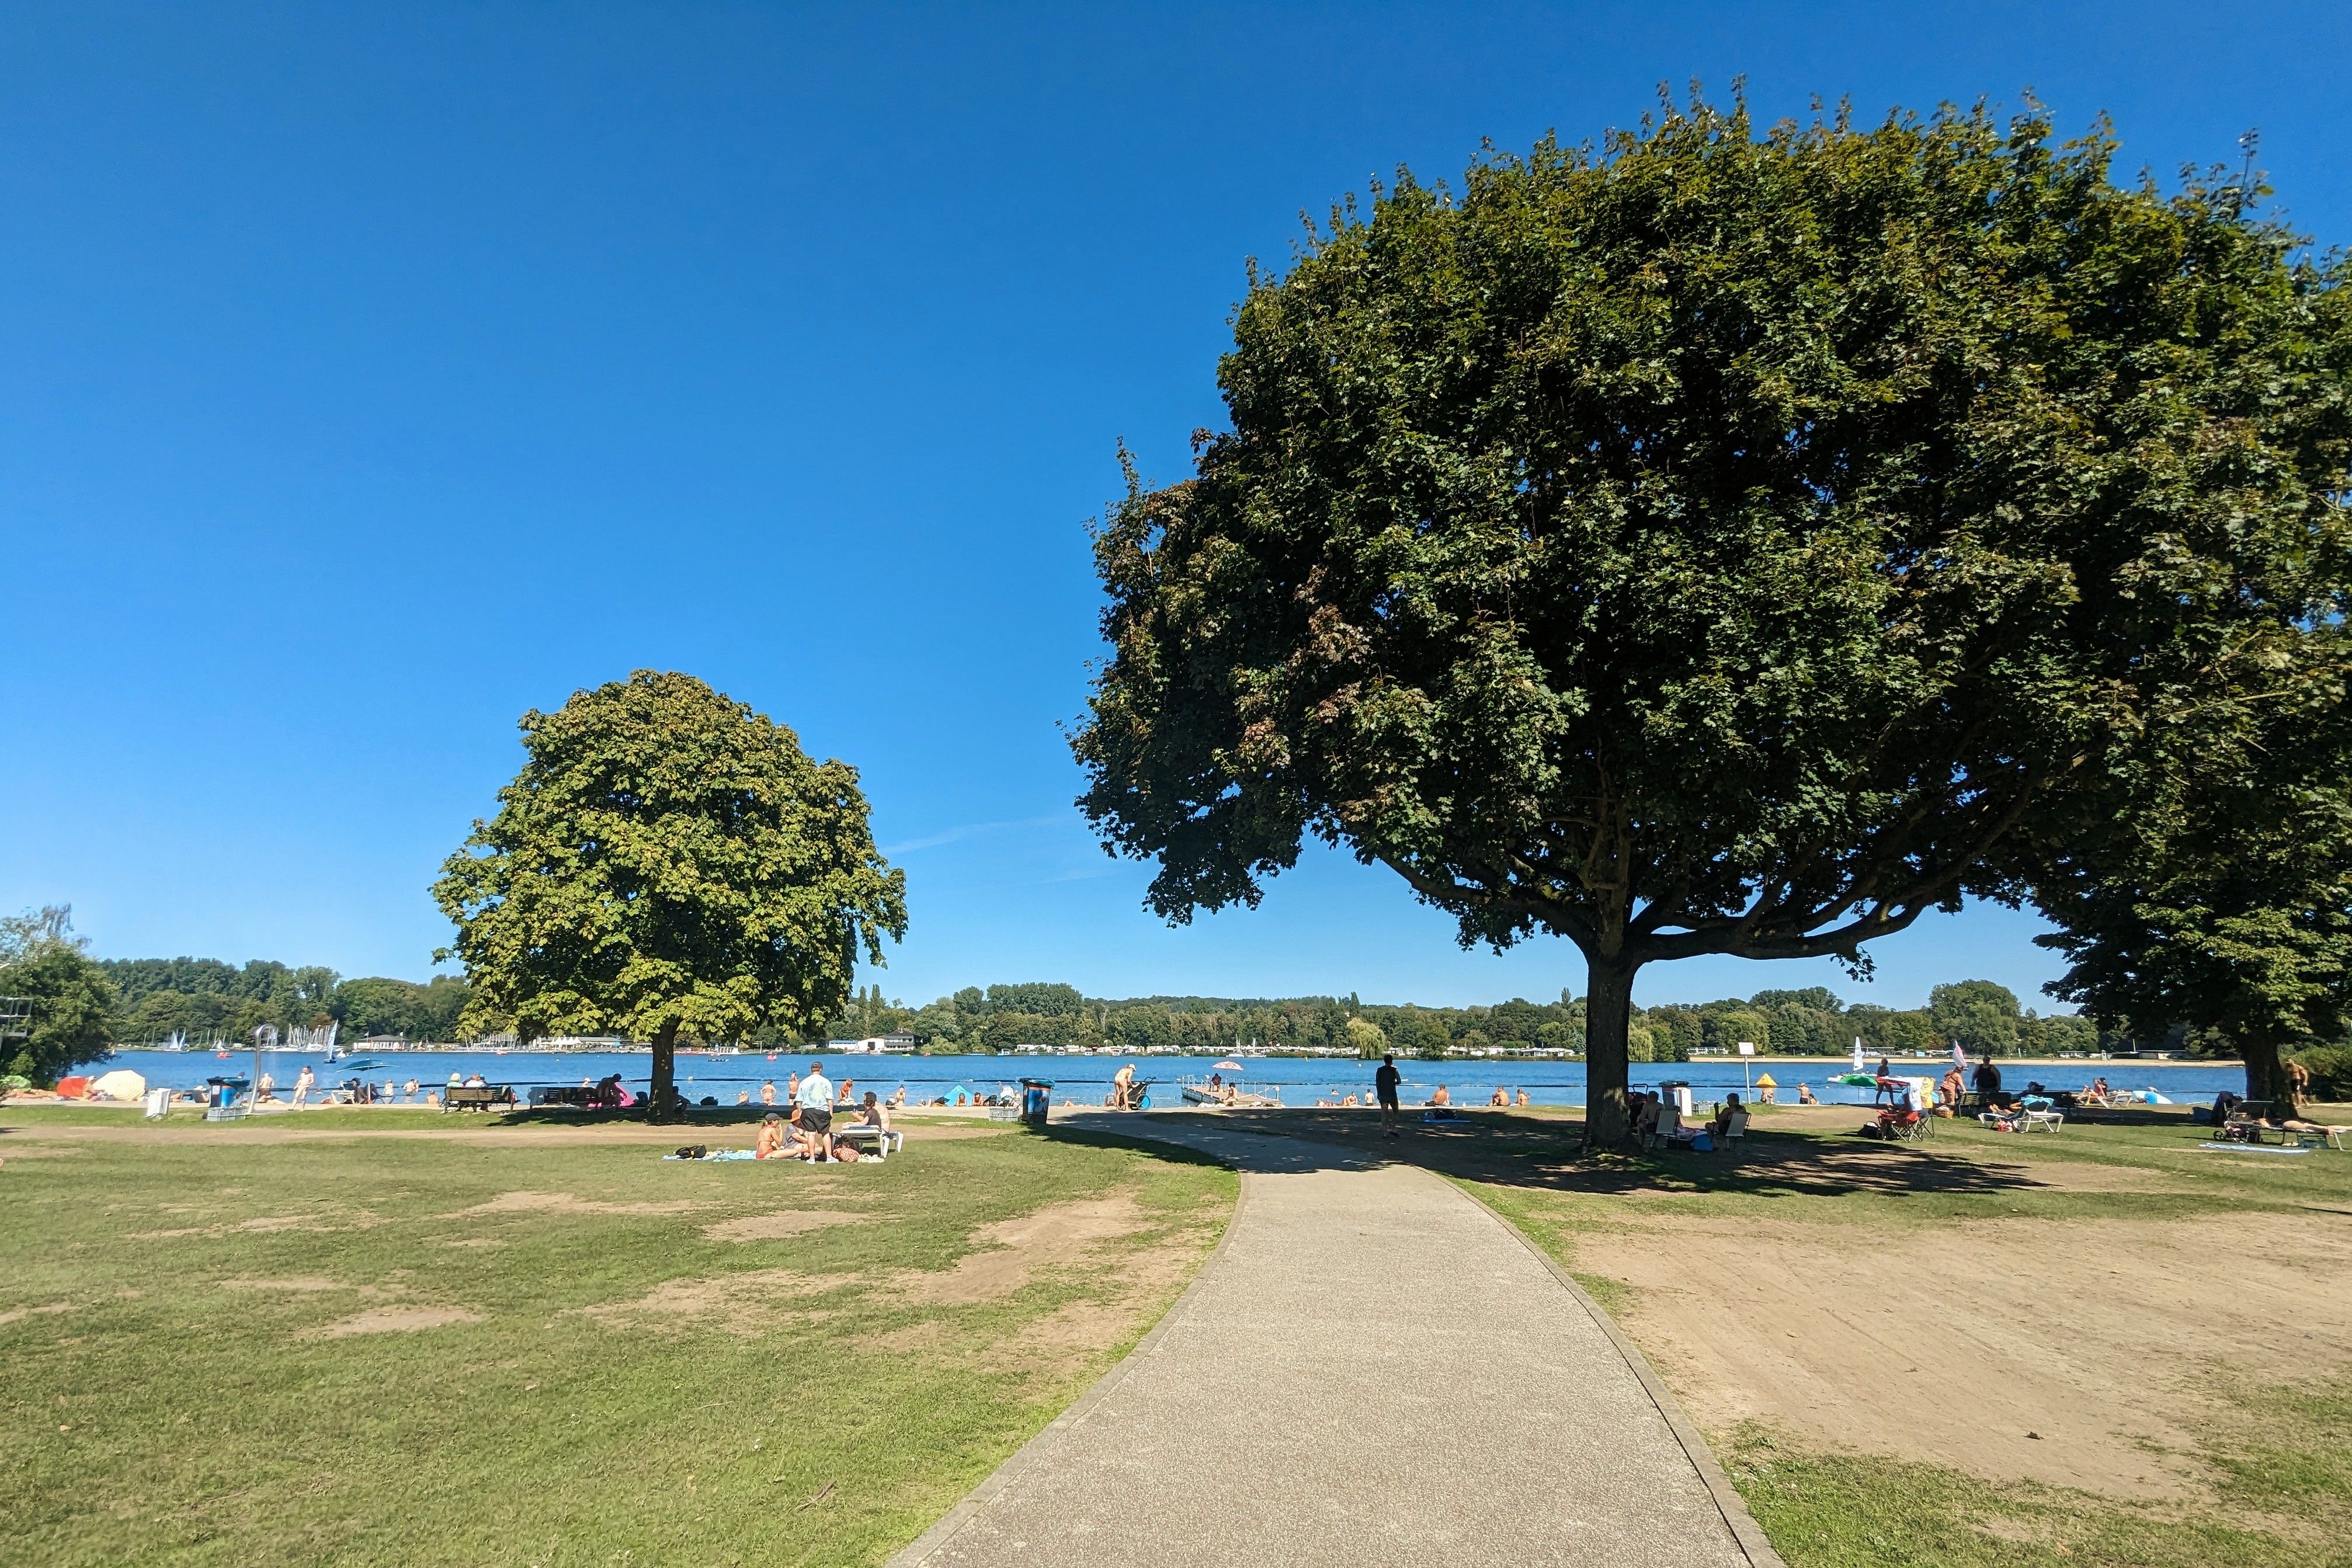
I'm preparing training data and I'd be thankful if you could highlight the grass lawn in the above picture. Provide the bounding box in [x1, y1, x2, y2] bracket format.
[1191, 1101, 2352, 1568]
[0, 1107, 1234, 1567]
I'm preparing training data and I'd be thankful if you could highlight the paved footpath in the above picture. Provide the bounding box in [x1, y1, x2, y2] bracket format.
[891, 1115, 1781, 1568]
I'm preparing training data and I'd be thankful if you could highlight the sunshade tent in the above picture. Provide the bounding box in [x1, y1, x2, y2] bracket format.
[91, 1069, 147, 1101]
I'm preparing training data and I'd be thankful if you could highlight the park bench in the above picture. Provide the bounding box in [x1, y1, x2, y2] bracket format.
[443, 1085, 516, 1113]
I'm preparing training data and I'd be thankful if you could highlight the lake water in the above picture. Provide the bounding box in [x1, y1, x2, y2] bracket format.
[100, 1047, 2243, 1109]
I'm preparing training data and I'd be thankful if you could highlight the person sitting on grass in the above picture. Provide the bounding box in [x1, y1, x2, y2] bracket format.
[1489, 1086, 1509, 1107]
[756, 1112, 787, 1159]
[838, 1077, 855, 1108]
[887, 1084, 906, 1109]
[1429, 1084, 1451, 1107]
[1516, 1089, 1531, 1107]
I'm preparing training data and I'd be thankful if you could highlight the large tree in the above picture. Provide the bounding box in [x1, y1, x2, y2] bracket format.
[2032, 627, 2352, 1100]
[433, 670, 906, 1119]
[1071, 97, 2352, 1144]
[1, 907, 120, 1085]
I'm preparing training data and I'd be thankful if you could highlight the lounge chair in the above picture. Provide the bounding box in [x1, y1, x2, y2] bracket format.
[2017, 1106, 2063, 1133]
[834, 1123, 904, 1159]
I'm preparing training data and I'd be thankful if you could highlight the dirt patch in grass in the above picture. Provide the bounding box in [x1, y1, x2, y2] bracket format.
[576, 1267, 860, 1335]
[1577, 1208, 2352, 1499]
[310, 1305, 482, 1337]
[702, 1209, 863, 1243]
[890, 1193, 1145, 1306]
[456, 1189, 703, 1218]
[0, 1302, 75, 1327]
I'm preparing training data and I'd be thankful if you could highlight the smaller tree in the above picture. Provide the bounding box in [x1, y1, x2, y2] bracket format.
[1928, 981, 2021, 1059]
[1, 907, 119, 1084]
[1346, 1015, 1388, 1059]
[434, 672, 906, 1120]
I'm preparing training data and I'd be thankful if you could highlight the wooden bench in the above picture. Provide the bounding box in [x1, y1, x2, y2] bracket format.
[442, 1085, 516, 1114]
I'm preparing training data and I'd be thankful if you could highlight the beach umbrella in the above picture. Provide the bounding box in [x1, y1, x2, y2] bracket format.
[1832, 1073, 1877, 1087]
[1753, 1074, 1777, 1088]
[90, 1069, 146, 1102]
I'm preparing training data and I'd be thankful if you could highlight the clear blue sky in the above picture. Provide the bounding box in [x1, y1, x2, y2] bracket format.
[6, 2, 2346, 1011]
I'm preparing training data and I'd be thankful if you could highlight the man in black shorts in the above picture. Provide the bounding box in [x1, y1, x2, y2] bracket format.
[797, 1061, 835, 1160]
[1374, 1054, 1401, 1138]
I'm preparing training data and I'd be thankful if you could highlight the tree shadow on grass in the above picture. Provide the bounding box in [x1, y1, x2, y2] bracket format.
[1086, 1107, 2065, 1199]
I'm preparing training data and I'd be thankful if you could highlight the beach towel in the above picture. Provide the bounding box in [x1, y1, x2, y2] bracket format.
[662, 1149, 760, 1162]
[2195, 1142, 2311, 1156]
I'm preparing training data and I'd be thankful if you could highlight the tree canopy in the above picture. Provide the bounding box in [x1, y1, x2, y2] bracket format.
[1, 907, 119, 1085]
[2033, 632, 2352, 1098]
[433, 670, 906, 1118]
[1072, 95, 2352, 1142]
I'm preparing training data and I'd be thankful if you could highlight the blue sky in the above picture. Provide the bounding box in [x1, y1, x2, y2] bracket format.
[5, 2, 2346, 1011]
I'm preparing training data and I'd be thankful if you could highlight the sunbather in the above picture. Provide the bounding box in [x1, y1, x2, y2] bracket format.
[1797, 1082, 1818, 1104]
[857, 1091, 890, 1132]
[1430, 1085, 1451, 1107]
[1516, 1089, 1530, 1107]
[2278, 1115, 2348, 1146]
[1711, 1093, 1745, 1139]
[756, 1113, 787, 1159]
[1489, 1086, 1509, 1106]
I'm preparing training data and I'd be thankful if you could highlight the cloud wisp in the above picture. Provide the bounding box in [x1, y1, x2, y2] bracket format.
[881, 814, 1069, 857]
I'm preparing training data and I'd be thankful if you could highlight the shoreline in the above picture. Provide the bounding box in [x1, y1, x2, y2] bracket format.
[95, 1046, 2242, 1069]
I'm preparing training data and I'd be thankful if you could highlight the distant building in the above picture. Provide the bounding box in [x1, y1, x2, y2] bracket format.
[829, 1033, 916, 1055]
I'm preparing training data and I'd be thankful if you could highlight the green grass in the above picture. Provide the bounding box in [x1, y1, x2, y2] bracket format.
[0, 1112, 1234, 1567]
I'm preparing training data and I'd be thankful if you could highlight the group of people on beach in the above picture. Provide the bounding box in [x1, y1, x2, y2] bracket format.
[751, 1062, 894, 1162]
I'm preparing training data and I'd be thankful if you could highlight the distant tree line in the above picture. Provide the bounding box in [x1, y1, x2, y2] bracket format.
[100, 956, 473, 1047]
[812, 976, 2117, 1061]
[0, 903, 2266, 1091]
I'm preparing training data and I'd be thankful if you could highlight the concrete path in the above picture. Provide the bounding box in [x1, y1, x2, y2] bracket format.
[891, 1115, 1780, 1568]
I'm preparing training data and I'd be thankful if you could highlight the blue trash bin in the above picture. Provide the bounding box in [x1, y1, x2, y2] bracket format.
[1020, 1079, 1054, 1129]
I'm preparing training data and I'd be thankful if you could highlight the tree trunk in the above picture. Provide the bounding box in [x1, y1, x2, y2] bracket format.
[1583, 955, 1638, 1148]
[2238, 1033, 2290, 1104]
[648, 1020, 679, 1124]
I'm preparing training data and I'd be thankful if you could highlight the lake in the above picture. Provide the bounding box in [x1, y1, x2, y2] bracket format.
[100, 1047, 2242, 1109]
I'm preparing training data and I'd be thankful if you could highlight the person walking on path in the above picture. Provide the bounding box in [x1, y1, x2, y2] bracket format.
[291, 1065, 313, 1108]
[797, 1062, 835, 1161]
[1374, 1054, 1402, 1137]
